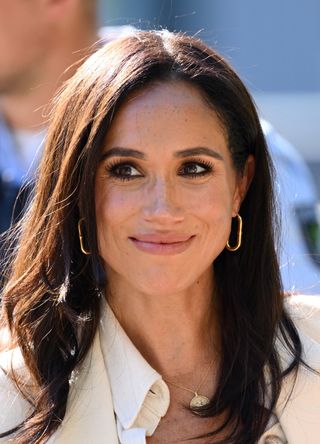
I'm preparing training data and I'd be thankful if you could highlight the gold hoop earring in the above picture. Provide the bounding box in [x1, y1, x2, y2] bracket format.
[78, 218, 91, 255]
[226, 214, 242, 252]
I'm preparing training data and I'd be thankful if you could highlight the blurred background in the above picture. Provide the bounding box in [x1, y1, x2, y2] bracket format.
[99, 0, 320, 193]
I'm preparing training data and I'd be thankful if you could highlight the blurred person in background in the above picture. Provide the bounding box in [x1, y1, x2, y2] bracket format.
[263, 120, 320, 294]
[0, 0, 98, 233]
[0, 0, 131, 235]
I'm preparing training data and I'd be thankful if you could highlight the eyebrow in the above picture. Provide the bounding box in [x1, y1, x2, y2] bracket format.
[101, 146, 224, 161]
[174, 147, 223, 161]
[101, 147, 145, 160]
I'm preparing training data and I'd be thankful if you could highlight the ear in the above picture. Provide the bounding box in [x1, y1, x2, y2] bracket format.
[232, 155, 255, 216]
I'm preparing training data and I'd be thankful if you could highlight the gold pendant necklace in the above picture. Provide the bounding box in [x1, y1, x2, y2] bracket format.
[189, 393, 210, 408]
[163, 362, 212, 409]
[164, 379, 210, 409]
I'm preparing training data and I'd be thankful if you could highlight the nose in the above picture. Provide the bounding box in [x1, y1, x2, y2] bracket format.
[143, 177, 184, 225]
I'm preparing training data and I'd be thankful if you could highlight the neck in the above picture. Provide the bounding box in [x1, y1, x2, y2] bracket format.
[106, 269, 219, 379]
[1, 28, 98, 131]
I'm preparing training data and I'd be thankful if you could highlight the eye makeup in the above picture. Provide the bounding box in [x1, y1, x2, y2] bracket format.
[178, 158, 214, 178]
[103, 156, 215, 182]
[105, 160, 143, 181]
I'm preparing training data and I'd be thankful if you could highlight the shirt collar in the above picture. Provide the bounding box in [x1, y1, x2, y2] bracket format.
[98, 300, 170, 436]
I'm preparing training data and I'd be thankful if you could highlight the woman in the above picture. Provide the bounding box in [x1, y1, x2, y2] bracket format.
[0, 30, 319, 444]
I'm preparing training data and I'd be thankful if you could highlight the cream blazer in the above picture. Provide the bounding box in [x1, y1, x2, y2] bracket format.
[1, 295, 320, 444]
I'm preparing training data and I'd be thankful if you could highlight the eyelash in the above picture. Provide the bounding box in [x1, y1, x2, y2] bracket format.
[178, 159, 213, 178]
[105, 158, 214, 181]
[106, 161, 142, 182]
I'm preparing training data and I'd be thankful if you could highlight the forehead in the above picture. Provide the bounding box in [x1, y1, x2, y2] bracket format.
[114, 81, 213, 120]
[103, 81, 228, 153]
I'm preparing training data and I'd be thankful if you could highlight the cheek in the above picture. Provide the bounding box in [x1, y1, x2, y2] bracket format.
[193, 181, 235, 221]
[95, 187, 139, 254]
[200, 201, 232, 243]
[96, 188, 139, 225]
[193, 185, 235, 254]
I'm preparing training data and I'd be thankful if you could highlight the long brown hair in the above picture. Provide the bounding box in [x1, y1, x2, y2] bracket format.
[1, 30, 302, 443]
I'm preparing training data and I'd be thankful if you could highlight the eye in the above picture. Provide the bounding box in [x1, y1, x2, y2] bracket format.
[107, 162, 143, 181]
[178, 161, 213, 177]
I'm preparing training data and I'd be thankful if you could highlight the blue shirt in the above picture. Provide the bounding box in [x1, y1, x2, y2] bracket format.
[0, 114, 27, 233]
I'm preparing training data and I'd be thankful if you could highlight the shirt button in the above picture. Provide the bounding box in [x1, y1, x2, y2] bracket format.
[264, 435, 285, 444]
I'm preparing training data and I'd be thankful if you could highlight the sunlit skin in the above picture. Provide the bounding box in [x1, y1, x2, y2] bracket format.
[95, 81, 254, 441]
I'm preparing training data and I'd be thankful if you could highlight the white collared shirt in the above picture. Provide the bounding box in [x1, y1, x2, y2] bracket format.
[97, 300, 288, 444]
[98, 302, 170, 443]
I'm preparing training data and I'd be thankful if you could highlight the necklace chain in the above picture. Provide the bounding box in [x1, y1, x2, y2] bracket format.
[163, 360, 213, 407]
[164, 379, 200, 396]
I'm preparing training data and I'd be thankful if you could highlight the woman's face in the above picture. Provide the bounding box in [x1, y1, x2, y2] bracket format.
[95, 81, 252, 296]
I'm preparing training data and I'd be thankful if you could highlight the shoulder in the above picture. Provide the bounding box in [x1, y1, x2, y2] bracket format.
[281, 295, 320, 372]
[0, 347, 33, 440]
[284, 294, 320, 343]
[275, 295, 320, 442]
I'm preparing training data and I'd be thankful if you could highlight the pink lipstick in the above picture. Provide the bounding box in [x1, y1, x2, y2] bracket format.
[129, 233, 195, 255]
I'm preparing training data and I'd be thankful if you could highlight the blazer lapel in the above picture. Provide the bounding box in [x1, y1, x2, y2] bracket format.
[275, 328, 320, 444]
[48, 331, 119, 444]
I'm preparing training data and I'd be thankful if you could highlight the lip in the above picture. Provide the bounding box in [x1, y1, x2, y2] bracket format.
[129, 233, 195, 255]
